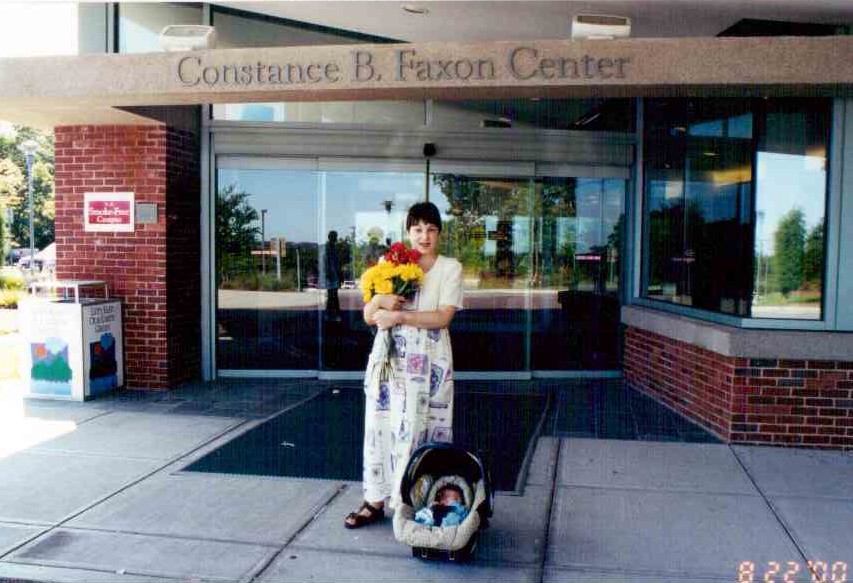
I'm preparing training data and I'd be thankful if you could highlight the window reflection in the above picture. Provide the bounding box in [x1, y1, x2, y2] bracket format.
[642, 98, 830, 320]
[321, 171, 425, 370]
[533, 177, 624, 370]
[752, 100, 830, 319]
[430, 175, 532, 371]
[431, 99, 633, 131]
[212, 101, 427, 125]
[215, 168, 320, 370]
[644, 99, 754, 315]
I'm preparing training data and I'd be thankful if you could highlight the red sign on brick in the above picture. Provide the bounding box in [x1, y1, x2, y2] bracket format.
[84, 192, 135, 232]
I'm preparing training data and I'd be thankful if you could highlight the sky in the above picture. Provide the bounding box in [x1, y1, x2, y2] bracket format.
[0, 2, 77, 58]
[0, 2, 77, 129]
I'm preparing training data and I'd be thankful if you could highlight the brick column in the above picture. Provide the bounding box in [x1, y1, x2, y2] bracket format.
[624, 326, 853, 450]
[54, 125, 200, 389]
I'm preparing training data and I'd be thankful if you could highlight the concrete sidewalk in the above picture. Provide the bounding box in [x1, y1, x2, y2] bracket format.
[0, 382, 851, 583]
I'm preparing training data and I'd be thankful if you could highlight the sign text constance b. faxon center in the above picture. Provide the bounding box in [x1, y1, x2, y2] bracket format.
[177, 46, 631, 87]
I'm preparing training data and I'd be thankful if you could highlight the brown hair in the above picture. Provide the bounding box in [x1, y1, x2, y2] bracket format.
[406, 202, 442, 232]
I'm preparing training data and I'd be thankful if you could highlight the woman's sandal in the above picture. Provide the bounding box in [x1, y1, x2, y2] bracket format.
[344, 501, 385, 529]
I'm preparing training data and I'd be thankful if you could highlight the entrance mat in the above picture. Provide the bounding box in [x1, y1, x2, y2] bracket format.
[183, 387, 548, 494]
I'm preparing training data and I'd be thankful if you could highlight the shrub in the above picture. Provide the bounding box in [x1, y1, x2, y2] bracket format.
[0, 290, 24, 309]
[0, 273, 25, 291]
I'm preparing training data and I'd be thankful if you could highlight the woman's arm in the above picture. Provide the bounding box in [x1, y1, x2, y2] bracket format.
[373, 305, 456, 330]
[363, 294, 404, 326]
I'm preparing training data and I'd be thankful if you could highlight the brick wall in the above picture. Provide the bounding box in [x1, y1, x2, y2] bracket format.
[54, 125, 200, 389]
[624, 327, 853, 450]
[624, 327, 733, 440]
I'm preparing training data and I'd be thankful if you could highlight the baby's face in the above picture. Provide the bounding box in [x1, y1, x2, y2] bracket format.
[439, 489, 461, 506]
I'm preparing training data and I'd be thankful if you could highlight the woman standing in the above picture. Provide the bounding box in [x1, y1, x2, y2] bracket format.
[345, 202, 464, 529]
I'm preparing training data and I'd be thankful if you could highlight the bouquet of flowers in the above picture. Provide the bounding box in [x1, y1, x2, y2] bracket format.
[360, 242, 424, 304]
[360, 243, 425, 391]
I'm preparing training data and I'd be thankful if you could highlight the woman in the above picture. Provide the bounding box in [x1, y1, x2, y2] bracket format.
[345, 201, 464, 529]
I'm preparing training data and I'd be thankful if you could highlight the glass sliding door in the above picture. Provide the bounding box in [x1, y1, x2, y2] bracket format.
[214, 157, 626, 377]
[216, 160, 321, 372]
[320, 166, 426, 372]
[531, 176, 626, 370]
[430, 168, 534, 373]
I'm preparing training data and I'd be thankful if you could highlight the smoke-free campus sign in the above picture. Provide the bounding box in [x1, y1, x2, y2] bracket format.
[84, 192, 134, 232]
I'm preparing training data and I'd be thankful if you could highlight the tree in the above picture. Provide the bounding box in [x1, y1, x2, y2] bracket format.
[772, 208, 806, 296]
[216, 183, 260, 284]
[0, 158, 22, 260]
[0, 126, 55, 254]
[803, 222, 824, 287]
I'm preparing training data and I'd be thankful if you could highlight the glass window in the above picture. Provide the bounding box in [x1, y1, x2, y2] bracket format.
[213, 101, 426, 125]
[643, 99, 754, 315]
[216, 166, 320, 371]
[118, 3, 202, 54]
[432, 99, 633, 131]
[208, 8, 423, 125]
[752, 99, 830, 319]
[641, 98, 831, 320]
[320, 171, 425, 371]
[78, 3, 108, 54]
[532, 177, 625, 370]
[212, 6, 376, 49]
[430, 174, 534, 371]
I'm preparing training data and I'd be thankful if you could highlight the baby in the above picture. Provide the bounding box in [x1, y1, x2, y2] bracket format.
[414, 483, 469, 527]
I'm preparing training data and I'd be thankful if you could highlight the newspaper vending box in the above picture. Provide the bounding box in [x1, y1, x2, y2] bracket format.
[19, 280, 124, 401]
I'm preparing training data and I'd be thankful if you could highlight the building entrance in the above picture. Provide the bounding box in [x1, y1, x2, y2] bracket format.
[214, 156, 627, 378]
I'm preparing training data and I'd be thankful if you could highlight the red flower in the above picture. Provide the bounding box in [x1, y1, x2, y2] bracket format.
[384, 242, 421, 265]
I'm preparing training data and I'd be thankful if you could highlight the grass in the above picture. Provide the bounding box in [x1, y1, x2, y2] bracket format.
[753, 291, 821, 306]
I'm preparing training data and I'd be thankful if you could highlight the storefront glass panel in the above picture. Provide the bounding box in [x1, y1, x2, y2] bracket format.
[642, 98, 830, 320]
[432, 99, 634, 131]
[643, 99, 755, 316]
[752, 99, 830, 319]
[430, 174, 533, 372]
[320, 170, 426, 371]
[211, 5, 386, 49]
[215, 166, 320, 371]
[212, 101, 426, 125]
[531, 177, 625, 370]
[215, 162, 626, 375]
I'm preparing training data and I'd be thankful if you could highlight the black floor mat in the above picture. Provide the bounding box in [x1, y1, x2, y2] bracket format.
[183, 387, 548, 493]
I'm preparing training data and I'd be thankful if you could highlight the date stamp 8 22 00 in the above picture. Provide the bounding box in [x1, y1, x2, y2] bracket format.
[737, 561, 848, 582]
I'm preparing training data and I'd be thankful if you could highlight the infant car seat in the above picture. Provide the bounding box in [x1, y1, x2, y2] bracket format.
[393, 443, 493, 562]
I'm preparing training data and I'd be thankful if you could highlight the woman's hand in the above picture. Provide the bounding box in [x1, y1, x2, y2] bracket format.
[373, 294, 404, 311]
[373, 309, 402, 330]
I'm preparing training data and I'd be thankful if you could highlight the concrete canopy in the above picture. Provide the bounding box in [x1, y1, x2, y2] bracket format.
[1, 36, 852, 127]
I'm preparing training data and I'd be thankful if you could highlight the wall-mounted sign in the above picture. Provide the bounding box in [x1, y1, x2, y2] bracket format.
[176, 46, 631, 89]
[84, 192, 134, 232]
[135, 202, 158, 224]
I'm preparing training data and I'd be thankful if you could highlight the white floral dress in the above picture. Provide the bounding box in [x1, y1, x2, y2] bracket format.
[362, 255, 464, 507]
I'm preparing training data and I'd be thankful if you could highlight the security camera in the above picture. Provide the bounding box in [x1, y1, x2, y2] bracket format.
[423, 143, 437, 158]
[159, 25, 217, 51]
[571, 14, 631, 40]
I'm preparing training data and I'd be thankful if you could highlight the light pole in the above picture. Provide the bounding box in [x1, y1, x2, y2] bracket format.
[260, 209, 267, 275]
[19, 140, 38, 273]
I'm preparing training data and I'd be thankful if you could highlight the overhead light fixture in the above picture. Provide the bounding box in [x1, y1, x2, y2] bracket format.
[159, 25, 216, 51]
[571, 14, 631, 40]
[402, 4, 429, 15]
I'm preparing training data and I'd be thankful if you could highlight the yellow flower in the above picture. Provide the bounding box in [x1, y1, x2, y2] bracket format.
[360, 266, 380, 301]
[374, 279, 393, 295]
